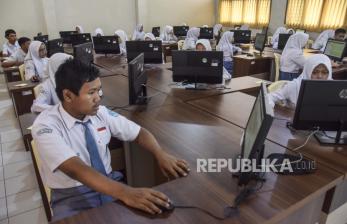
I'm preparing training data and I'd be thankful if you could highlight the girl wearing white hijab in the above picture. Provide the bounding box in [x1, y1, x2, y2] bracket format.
[271, 27, 287, 49]
[195, 39, 212, 51]
[312, 29, 335, 51]
[94, 28, 104, 36]
[182, 27, 200, 50]
[287, 28, 295, 34]
[280, 32, 309, 80]
[268, 54, 332, 108]
[213, 24, 223, 44]
[115, 30, 128, 55]
[144, 33, 156, 41]
[132, 24, 145, 41]
[24, 40, 48, 81]
[160, 25, 178, 43]
[75, 25, 84, 34]
[31, 53, 72, 113]
[216, 31, 241, 77]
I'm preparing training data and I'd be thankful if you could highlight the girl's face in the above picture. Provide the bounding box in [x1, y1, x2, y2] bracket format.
[196, 43, 206, 51]
[311, 64, 329, 80]
[39, 43, 47, 58]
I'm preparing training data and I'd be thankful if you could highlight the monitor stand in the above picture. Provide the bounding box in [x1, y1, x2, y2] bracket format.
[136, 84, 148, 105]
[314, 120, 347, 145]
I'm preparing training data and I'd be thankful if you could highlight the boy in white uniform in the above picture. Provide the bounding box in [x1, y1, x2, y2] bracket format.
[1, 37, 31, 68]
[2, 29, 20, 57]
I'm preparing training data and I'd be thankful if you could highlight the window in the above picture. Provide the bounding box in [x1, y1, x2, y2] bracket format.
[285, 0, 347, 31]
[219, 0, 271, 27]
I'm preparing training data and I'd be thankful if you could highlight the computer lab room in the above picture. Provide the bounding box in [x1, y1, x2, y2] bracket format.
[0, 0, 347, 223]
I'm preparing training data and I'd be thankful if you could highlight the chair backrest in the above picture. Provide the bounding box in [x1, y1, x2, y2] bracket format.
[177, 40, 185, 50]
[33, 84, 43, 99]
[273, 53, 281, 82]
[18, 64, 25, 81]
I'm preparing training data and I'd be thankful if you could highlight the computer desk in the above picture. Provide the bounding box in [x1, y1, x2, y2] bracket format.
[2, 66, 22, 82]
[52, 101, 342, 224]
[188, 91, 347, 215]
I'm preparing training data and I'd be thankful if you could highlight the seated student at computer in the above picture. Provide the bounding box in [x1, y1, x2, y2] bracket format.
[24, 40, 48, 81]
[160, 25, 178, 43]
[115, 30, 128, 55]
[31, 53, 72, 113]
[94, 28, 104, 37]
[312, 29, 346, 51]
[182, 27, 200, 50]
[2, 37, 31, 68]
[268, 54, 332, 108]
[144, 33, 156, 41]
[32, 59, 189, 220]
[195, 39, 212, 51]
[271, 27, 287, 49]
[132, 24, 145, 41]
[2, 29, 20, 57]
[75, 25, 84, 34]
[287, 28, 295, 34]
[213, 24, 223, 44]
[216, 31, 241, 77]
[280, 32, 309, 80]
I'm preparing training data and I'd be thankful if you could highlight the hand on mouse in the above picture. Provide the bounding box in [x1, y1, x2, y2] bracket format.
[31, 75, 40, 82]
[155, 151, 190, 179]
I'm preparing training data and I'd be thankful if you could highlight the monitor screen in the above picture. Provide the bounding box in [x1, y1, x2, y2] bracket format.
[199, 27, 214, 39]
[152, 27, 160, 37]
[47, 38, 64, 57]
[59, 31, 78, 44]
[231, 30, 251, 44]
[173, 26, 189, 37]
[73, 42, 94, 66]
[126, 41, 163, 64]
[278, 33, 292, 50]
[34, 35, 49, 45]
[323, 39, 347, 62]
[92, 36, 120, 55]
[70, 33, 92, 46]
[172, 50, 223, 84]
[128, 53, 147, 105]
[254, 33, 266, 52]
[261, 27, 268, 35]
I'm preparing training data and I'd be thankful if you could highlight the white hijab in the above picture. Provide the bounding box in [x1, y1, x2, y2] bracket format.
[213, 24, 223, 37]
[272, 27, 287, 47]
[217, 31, 234, 55]
[115, 30, 128, 54]
[24, 41, 48, 78]
[195, 39, 212, 51]
[240, 25, 249, 30]
[282, 32, 309, 57]
[132, 24, 145, 40]
[144, 33, 156, 41]
[312, 29, 335, 49]
[161, 25, 177, 41]
[75, 25, 84, 33]
[286, 28, 295, 34]
[47, 53, 73, 88]
[94, 28, 104, 36]
[183, 27, 200, 50]
[202, 25, 209, 28]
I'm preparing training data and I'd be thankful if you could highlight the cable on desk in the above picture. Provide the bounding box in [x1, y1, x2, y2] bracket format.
[292, 129, 319, 152]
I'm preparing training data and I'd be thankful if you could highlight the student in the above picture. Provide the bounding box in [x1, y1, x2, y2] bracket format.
[114, 30, 128, 55]
[2, 29, 20, 57]
[287, 28, 295, 34]
[24, 40, 48, 81]
[182, 27, 200, 50]
[31, 53, 72, 113]
[216, 31, 241, 78]
[132, 24, 145, 41]
[94, 28, 104, 37]
[144, 33, 156, 41]
[160, 25, 178, 43]
[202, 25, 209, 28]
[75, 25, 84, 34]
[279, 32, 309, 81]
[32, 59, 189, 221]
[271, 27, 287, 49]
[213, 24, 223, 44]
[195, 39, 212, 51]
[268, 54, 332, 108]
[2, 37, 31, 68]
[312, 28, 346, 51]
[240, 24, 249, 30]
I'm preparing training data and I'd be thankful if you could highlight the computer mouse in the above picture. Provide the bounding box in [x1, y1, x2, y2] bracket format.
[157, 201, 175, 212]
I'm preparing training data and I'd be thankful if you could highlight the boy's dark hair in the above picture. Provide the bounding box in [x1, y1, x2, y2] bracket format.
[55, 59, 100, 102]
[335, 28, 346, 36]
[18, 37, 31, 47]
[5, 29, 16, 38]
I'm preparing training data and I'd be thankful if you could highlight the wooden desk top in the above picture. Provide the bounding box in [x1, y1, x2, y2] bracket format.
[94, 54, 128, 75]
[53, 102, 342, 224]
[7, 80, 39, 92]
[2, 66, 19, 72]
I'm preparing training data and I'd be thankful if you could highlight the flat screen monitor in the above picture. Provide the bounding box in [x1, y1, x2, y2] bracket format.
[292, 80, 347, 145]
[323, 39, 347, 62]
[92, 36, 120, 55]
[173, 26, 189, 37]
[254, 33, 267, 53]
[172, 50, 223, 84]
[199, 27, 214, 39]
[47, 38, 64, 57]
[73, 42, 94, 66]
[152, 27, 160, 37]
[261, 27, 268, 35]
[128, 53, 147, 105]
[59, 31, 78, 44]
[70, 33, 92, 46]
[231, 30, 251, 44]
[34, 35, 48, 45]
[125, 41, 163, 64]
[278, 33, 292, 50]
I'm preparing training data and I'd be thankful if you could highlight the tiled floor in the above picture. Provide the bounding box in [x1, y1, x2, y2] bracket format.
[0, 74, 47, 224]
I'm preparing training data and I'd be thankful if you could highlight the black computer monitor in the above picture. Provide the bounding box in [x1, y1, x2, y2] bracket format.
[231, 30, 251, 44]
[172, 50, 223, 86]
[292, 80, 347, 145]
[59, 31, 78, 44]
[70, 33, 92, 46]
[295, 29, 306, 33]
[199, 27, 213, 39]
[92, 36, 120, 55]
[73, 42, 94, 66]
[277, 33, 292, 50]
[128, 53, 147, 105]
[254, 33, 267, 54]
[152, 27, 160, 37]
[173, 26, 189, 37]
[125, 41, 163, 64]
[261, 27, 268, 35]
[47, 38, 64, 57]
[323, 39, 347, 62]
[34, 35, 49, 45]
[238, 83, 274, 186]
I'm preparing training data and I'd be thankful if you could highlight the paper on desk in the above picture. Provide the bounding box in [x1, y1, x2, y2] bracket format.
[14, 83, 28, 87]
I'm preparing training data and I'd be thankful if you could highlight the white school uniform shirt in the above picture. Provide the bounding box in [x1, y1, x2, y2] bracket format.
[132, 24, 145, 41]
[32, 104, 141, 189]
[280, 33, 309, 73]
[31, 53, 72, 113]
[268, 54, 332, 108]
[160, 26, 178, 43]
[24, 41, 48, 80]
[183, 27, 200, 50]
[4, 48, 26, 63]
[312, 29, 335, 51]
[2, 41, 20, 56]
[216, 31, 241, 62]
[115, 30, 128, 55]
[271, 27, 287, 49]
